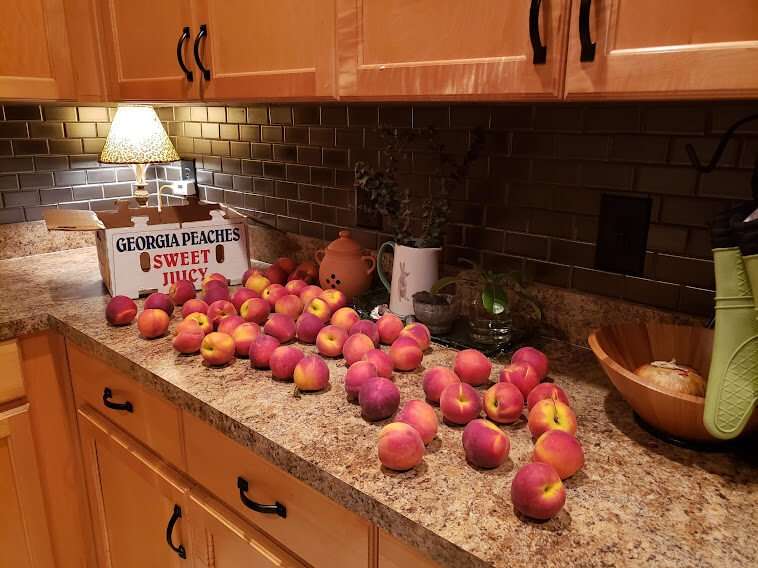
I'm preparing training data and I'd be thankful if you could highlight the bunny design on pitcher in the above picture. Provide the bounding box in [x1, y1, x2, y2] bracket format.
[315, 230, 376, 301]
[377, 242, 441, 316]
[397, 262, 410, 301]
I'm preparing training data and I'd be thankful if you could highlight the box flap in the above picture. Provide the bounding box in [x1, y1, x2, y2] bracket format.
[44, 208, 104, 231]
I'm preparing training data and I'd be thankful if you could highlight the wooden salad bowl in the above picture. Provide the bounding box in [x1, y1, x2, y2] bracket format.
[589, 322, 757, 443]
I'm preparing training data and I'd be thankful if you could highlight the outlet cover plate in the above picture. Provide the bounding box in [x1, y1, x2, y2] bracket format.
[595, 194, 652, 276]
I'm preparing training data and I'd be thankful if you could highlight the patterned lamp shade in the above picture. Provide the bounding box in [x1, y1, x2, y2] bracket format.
[99, 105, 179, 164]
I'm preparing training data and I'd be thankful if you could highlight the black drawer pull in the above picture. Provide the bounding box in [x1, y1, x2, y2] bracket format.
[165, 505, 186, 559]
[237, 477, 286, 518]
[529, 0, 547, 64]
[579, 0, 596, 62]
[193, 24, 211, 80]
[102, 387, 133, 413]
[176, 26, 193, 81]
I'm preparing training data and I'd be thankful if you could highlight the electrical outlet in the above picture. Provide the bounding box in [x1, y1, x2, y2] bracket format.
[180, 159, 197, 183]
[595, 194, 652, 276]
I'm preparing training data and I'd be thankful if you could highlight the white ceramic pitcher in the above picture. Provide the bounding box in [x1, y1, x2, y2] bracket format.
[377, 242, 441, 316]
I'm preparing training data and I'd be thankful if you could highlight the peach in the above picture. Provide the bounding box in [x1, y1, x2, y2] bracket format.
[181, 298, 208, 317]
[293, 355, 330, 391]
[263, 313, 296, 343]
[275, 257, 296, 274]
[295, 312, 325, 344]
[330, 307, 360, 332]
[241, 267, 263, 285]
[240, 297, 270, 325]
[249, 335, 281, 369]
[483, 382, 524, 424]
[207, 300, 237, 327]
[203, 284, 230, 305]
[265, 264, 288, 285]
[217, 314, 245, 336]
[512, 346, 549, 380]
[349, 320, 379, 346]
[174, 316, 204, 336]
[399, 322, 431, 351]
[440, 382, 482, 425]
[269, 346, 305, 380]
[320, 288, 347, 312]
[361, 349, 393, 379]
[422, 367, 460, 405]
[202, 272, 227, 290]
[343, 333, 375, 366]
[389, 337, 423, 372]
[377, 313, 404, 344]
[453, 349, 492, 386]
[533, 430, 584, 480]
[245, 274, 271, 295]
[510, 463, 566, 520]
[285, 279, 308, 296]
[262, 284, 288, 307]
[137, 308, 170, 339]
[168, 279, 195, 305]
[377, 423, 424, 472]
[527, 399, 577, 439]
[105, 295, 137, 326]
[462, 419, 510, 469]
[231, 288, 259, 312]
[200, 332, 235, 366]
[185, 312, 212, 334]
[499, 362, 540, 398]
[396, 400, 438, 445]
[344, 361, 377, 403]
[144, 292, 175, 316]
[299, 285, 323, 307]
[172, 327, 205, 354]
[289, 261, 318, 283]
[527, 383, 571, 411]
[232, 322, 260, 357]
[359, 377, 400, 421]
[316, 325, 348, 357]
[275, 294, 303, 318]
[305, 297, 331, 323]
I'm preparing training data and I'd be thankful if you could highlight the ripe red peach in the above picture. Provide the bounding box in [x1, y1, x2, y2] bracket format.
[499, 362, 540, 398]
[359, 377, 400, 421]
[396, 400, 438, 445]
[232, 322, 260, 357]
[527, 399, 577, 439]
[361, 349, 393, 379]
[262, 284, 288, 307]
[217, 314, 245, 336]
[527, 383, 571, 411]
[299, 285, 323, 307]
[200, 332, 235, 366]
[305, 297, 331, 323]
[289, 261, 318, 284]
[512, 346, 549, 380]
[275, 257, 296, 274]
[440, 382, 482, 425]
[377, 313, 404, 345]
[293, 355, 330, 391]
[249, 335, 281, 369]
[295, 312, 325, 344]
[263, 313, 296, 343]
[185, 312, 212, 334]
[462, 419, 510, 469]
[245, 274, 271, 295]
[511, 463, 566, 520]
[202, 272, 227, 290]
[181, 298, 208, 318]
[422, 367, 460, 405]
[174, 316, 204, 336]
[316, 325, 348, 357]
[389, 337, 423, 372]
[241, 267, 263, 285]
[454, 349, 492, 386]
[275, 294, 303, 318]
[533, 430, 584, 480]
[378, 422, 424, 472]
[105, 295, 138, 326]
[344, 360, 377, 403]
[349, 320, 379, 346]
[265, 264, 288, 286]
[240, 297, 270, 325]
[231, 288, 259, 312]
[144, 292, 175, 316]
[207, 300, 237, 327]
[343, 333, 375, 366]
[330, 307, 360, 332]
[483, 382, 524, 424]
[320, 288, 347, 312]
[285, 279, 308, 296]
[168, 279, 195, 305]
[269, 346, 305, 381]
[399, 322, 431, 351]
[172, 327, 205, 354]
[203, 283, 230, 305]
[137, 308, 170, 339]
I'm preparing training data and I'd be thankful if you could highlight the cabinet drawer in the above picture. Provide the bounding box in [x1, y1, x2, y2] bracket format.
[68, 342, 185, 469]
[378, 528, 440, 568]
[0, 339, 25, 405]
[183, 412, 371, 568]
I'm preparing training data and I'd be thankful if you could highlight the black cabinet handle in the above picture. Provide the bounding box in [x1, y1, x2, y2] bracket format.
[237, 477, 286, 518]
[193, 24, 211, 80]
[165, 505, 186, 559]
[579, 0, 596, 62]
[529, 0, 547, 64]
[102, 387, 133, 413]
[176, 26, 193, 81]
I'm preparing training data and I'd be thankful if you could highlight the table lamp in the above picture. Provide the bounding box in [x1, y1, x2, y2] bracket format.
[99, 105, 180, 206]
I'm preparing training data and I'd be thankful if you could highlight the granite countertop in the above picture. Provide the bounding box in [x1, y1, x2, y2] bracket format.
[3, 248, 758, 567]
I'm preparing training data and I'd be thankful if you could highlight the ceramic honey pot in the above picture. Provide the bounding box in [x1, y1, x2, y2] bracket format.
[315, 231, 376, 300]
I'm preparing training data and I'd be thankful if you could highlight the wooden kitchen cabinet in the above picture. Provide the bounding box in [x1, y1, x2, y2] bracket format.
[336, 0, 570, 100]
[78, 406, 192, 568]
[378, 528, 440, 568]
[0, 0, 75, 100]
[565, 0, 758, 99]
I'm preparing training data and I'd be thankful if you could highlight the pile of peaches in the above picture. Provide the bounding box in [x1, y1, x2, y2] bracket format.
[105, 261, 583, 522]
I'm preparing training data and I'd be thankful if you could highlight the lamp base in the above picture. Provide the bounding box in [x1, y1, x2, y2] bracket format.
[133, 183, 150, 207]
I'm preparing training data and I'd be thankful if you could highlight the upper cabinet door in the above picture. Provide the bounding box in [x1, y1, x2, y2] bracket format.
[565, 0, 758, 99]
[99, 0, 198, 100]
[0, 0, 74, 100]
[193, 0, 336, 100]
[336, 0, 570, 100]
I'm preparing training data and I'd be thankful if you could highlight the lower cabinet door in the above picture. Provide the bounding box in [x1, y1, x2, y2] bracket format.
[78, 406, 191, 568]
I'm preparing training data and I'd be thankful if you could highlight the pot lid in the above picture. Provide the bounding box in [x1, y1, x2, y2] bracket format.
[325, 230, 362, 255]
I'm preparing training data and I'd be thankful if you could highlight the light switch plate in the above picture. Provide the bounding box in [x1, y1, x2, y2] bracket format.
[595, 194, 652, 276]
